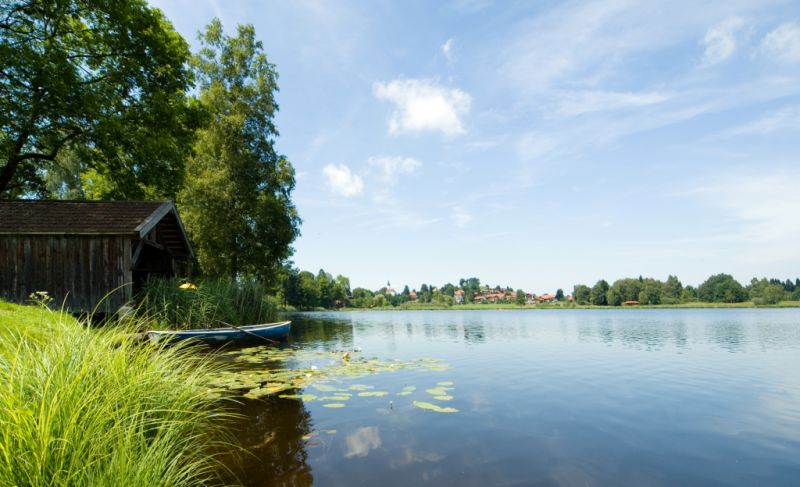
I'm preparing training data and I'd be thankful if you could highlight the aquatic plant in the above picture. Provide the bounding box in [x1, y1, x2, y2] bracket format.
[0, 301, 234, 486]
[138, 277, 278, 329]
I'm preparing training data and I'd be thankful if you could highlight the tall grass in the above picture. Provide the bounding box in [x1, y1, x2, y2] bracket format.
[138, 278, 279, 330]
[0, 301, 235, 486]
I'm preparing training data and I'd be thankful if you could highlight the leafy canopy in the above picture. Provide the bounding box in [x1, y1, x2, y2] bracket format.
[179, 19, 300, 282]
[0, 0, 196, 198]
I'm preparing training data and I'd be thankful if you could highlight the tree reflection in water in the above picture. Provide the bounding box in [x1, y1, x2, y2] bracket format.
[223, 395, 314, 487]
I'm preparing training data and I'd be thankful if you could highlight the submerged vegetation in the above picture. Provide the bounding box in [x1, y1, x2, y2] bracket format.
[0, 301, 232, 486]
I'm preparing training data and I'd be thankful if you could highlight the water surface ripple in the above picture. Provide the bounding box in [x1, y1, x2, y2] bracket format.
[226, 309, 800, 487]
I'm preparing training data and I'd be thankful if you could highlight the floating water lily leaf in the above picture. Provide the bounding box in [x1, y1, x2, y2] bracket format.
[357, 391, 389, 397]
[319, 395, 351, 402]
[402, 385, 416, 392]
[313, 384, 339, 392]
[433, 395, 453, 401]
[279, 394, 318, 402]
[437, 381, 454, 386]
[413, 401, 458, 413]
[348, 384, 374, 391]
[396, 391, 412, 396]
[323, 403, 346, 408]
[426, 387, 448, 396]
[324, 429, 337, 434]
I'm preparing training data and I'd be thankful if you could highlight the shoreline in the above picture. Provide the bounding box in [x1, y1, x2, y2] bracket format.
[289, 301, 800, 312]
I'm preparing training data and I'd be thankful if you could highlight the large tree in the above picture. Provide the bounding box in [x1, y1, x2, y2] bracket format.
[0, 0, 196, 197]
[698, 274, 747, 303]
[179, 19, 300, 282]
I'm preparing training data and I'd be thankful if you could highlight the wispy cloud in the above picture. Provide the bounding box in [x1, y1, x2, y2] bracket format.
[760, 21, 800, 63]
[702, 17, 745, 66]
[323, 163, 364, 197]
[373, 78, 471, 136]
[692, 169, 800, 262]
[714, 105, 800, 138]
[441, 38, 455, 62]
[555, 90, 671, 117]
[368, 156, 422, 183]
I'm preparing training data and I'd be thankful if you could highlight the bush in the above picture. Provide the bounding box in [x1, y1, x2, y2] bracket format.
[139, 278, 278, 329]
[0, 301, 233, 486]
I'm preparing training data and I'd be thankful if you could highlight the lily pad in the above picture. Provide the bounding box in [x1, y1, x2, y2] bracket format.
[426, 387, 448, 396]
[433, 395, 453, 401]
[413, 401, 459, 413]
[357, 391, 389, 397]
[323, 403, 346, 408]
[437, 381, 454, 386]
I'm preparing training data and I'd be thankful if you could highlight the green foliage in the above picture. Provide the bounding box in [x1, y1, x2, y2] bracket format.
[555, 288, 565, 301]
[610, 278, 643, 302]
[179, 19, 300, 282]
[638, 279, 663, 305]
[698, 274, 747, 303]
[681, 285, 698, 302]
[573, 285, 591, 305]
[761, 284, 787, 305]
[663, 275, 683, 300]
[515, 289, 526, 305]
[0, 0, 196, 198]
[459, 277, 481, 303]
[0, 301, 231, 486]
[590, 280, 609, 306]
[372, 294, 387, 307]
[606, 287, 622, 306]
[139, 278, 277, 329]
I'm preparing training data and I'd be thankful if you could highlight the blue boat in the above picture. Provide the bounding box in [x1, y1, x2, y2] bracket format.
[147, 321, 291, 345]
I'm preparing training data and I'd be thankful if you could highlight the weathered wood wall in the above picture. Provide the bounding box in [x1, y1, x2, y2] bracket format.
[0, 235, 132, 313]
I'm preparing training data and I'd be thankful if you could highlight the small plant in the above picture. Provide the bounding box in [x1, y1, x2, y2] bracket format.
[27, 290, 53, 308]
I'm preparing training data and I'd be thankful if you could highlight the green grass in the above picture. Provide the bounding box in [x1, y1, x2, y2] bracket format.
[138, 278, 279, 329]
[0, 301, 234, 486]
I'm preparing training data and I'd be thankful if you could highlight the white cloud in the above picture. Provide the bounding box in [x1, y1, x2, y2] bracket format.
[368, 156, 422, 183]
[760, 22, 800, 63]
[702, 17, 745, 66]
[373, 78, 471, 136]
[452, 206, 473, 228]
[323, 163, 364, 197]
[555, 90, 671, 116]
[442, 38, 455, 61]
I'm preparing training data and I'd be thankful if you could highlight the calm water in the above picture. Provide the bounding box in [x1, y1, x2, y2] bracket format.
[224, 309, 800, 486]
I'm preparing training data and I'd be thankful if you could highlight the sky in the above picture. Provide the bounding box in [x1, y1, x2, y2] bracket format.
[149, 0, 800, 293]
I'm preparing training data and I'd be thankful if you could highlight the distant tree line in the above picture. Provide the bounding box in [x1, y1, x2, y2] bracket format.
[573, 274, 800, 306]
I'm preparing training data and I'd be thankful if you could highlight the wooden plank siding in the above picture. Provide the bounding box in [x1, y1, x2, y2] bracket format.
[0, 235, 133, 313]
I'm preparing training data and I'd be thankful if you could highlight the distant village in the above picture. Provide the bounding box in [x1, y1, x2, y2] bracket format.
[379, 284, 571, 306]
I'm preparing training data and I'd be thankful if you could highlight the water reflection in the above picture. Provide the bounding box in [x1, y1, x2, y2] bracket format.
[345, 426, 381, 458]
[224, 309, 800, 486]
[225, 396, 313, 486]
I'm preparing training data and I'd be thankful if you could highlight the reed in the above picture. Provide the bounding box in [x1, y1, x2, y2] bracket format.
[138, 278, 278, 329]
[0, 301, 235, 486]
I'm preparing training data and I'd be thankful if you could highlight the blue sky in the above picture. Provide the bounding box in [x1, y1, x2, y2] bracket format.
[150, 0, 800, 293]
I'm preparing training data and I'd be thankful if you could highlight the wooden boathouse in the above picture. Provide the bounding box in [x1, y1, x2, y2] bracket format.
[0, 200, 194, 313]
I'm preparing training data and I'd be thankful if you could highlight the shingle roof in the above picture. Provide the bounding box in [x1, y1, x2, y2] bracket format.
[0, 200, 171, 235]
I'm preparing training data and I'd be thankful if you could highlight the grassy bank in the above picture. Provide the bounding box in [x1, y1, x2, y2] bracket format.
[0, 301, 232, 486]
[332, 300, 800, 311]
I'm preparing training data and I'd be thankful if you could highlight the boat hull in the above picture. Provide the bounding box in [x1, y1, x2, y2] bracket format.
[147, 321, 291, 345]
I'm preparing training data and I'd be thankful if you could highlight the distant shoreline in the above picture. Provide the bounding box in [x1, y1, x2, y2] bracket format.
[290, 301, 800, 312]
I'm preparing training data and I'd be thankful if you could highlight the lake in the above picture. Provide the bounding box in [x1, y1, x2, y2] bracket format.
[222, 309, 800, 486]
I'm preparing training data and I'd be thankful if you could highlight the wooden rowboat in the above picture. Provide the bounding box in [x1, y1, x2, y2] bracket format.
[147, 321, 291, 345]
